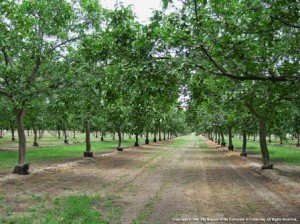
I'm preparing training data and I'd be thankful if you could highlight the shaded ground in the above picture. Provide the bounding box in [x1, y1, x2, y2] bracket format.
[0, 135, 299, 223]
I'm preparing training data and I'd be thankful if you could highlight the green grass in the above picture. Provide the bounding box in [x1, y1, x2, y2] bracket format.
[0, 133, 146, 171]
[0, 194, 122, 224]
[232, 137, 300, 165]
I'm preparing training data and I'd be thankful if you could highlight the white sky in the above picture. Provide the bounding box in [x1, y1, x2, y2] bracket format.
[100, 0, 181, 24]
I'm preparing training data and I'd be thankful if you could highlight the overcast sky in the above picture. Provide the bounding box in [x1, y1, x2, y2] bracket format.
[100, 0, 181, 24]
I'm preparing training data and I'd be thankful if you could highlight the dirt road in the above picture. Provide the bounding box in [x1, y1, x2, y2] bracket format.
[0, 135, 299, 223]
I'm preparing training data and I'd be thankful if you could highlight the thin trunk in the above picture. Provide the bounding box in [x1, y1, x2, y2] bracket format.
[217, 133, 221, 145]
[63, 124, 68, 143]
[135, 133, 139, 146]
[228, 127, 234, 150]
[279, 135, 283, 144]
[57, 125, 61, 138]
[27, 129, 30, 137]
[259, 118, 272, 168]
[33, 123, 38, 147]
[297, 134, 300, 147]
[241, 129, 247, 156]
[221, 133, 225, 146]
[158, 130, 162, 141]
[16, 108, 27, 166]
[154, 132, 157, 142]
[73, 130, 76, 138]
[145, 132, 149, 144]
[0, 129, 2, 138]
[113, 132, 115, 140]
[11, 126, 15, 141]
[253, 134, 256, 141]
[117, 130, 122, 148]
[167, 132, 170, 139]
[163, 132, 166, 140]
[85, 121, 91, 152]
[101, 132, 104, 141]
[268, 134, 272, 143]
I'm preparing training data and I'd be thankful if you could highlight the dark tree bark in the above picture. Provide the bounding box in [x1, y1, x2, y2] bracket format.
[167, 132, 170, 140]
[268, 134, 272, 143]
[221, 133, 226, 146]
[240, 130, 247, 156]
[0, 129, 3, 138]
[117, 130, 123, 151]
[63, 124, 68, 144]
[145, 132, 149, 144]
[163, 132, 166, 140]
[101, 132, 104, 141]
[33, 123, 38, 147]
[279, 135, 283, 144]
[296, 133, 300, 147]
[73, 130, 76, 139]
[259, 118, 273, 169]
[134, 133, 139, 147]
[83, 120, 93, 157]
[158, 130, 162, 141]
[11, 125, 15, 141]
[13, 108, 29, 175]
[228, 127, 234, 150]
[57, 124, 61, 139]
[253, 134, 256, 141]
[153, 132, 157, 142]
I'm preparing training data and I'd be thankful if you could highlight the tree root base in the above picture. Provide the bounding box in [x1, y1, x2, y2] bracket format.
[64, 140, 69, 144]
[262, 164, 273, 170]
[153, 138, 157, 142]
[33, 142, 39, 147]
[117, 147, 123, 151]
[296, 143, 300, 147]
[228, 145, 234, 151]
[221, 142, 226, 147]
[240, 152, 247, 157]
[145, 139, 149, 144]
[134, 143, 139, 147]
[13, 164, 30, 175]
[83, 151, 93, 157]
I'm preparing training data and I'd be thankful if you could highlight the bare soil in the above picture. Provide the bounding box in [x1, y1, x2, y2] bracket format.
[0, 135, 299, 224]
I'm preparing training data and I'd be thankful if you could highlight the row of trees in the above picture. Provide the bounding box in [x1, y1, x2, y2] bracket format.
[159, 0, 299, 169]
[0, 0, 189, 174]
[1, 0, 299, 174]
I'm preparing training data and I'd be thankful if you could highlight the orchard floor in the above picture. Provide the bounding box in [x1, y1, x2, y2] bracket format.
[0, 135, 299, 224]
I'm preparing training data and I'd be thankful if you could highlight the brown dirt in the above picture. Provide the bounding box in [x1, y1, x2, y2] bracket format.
[0, 136, 299, 224]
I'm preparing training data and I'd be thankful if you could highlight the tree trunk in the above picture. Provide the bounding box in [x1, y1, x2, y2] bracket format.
[296, 133, 300, 147]
[13, 108, 29, 175]
[33, 123, 38, 147]
[253, 134, 256, 141]
[117, 130, 123, 151]
[221, 133, 226, 146]
[268, 134, 272, 143]
[57, 124, 61, 139]
[63, 124, 68, 144]
[163, 132, 166, 140]
[259, 118, 273, 169]
[134, 133, 139, 146]
[83, 120, 93, 157]
[240, 129, 247, 156]
[279, 135, 283, 144]
[145, 132, 149, 144]
[228, 127, 234, 150]
[0, 129, 2, 138]
[167, 132, 170, 139]
[11, 126, 15, 141]
[73, 130, 76, 139]
[153, 132, 157, 142]
[158, 130, 162, 141]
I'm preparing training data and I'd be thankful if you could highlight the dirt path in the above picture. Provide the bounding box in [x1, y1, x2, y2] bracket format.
[0, 135, 299, 223]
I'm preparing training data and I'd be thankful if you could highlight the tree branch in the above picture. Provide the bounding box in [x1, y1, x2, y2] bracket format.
[48, 36, 84, 54]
